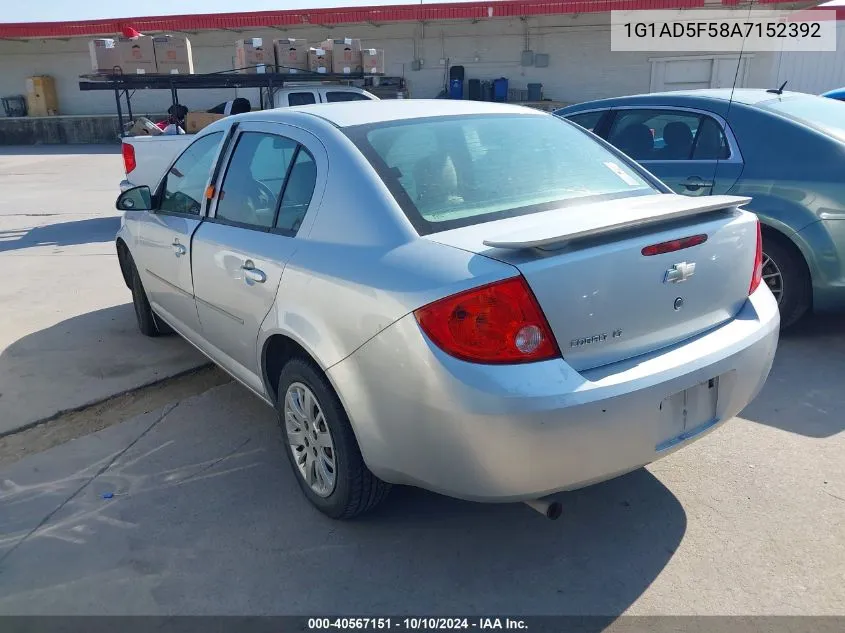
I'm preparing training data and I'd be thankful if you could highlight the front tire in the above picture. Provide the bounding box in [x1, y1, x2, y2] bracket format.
[276, 357, 390, 519]
[762, 234, 811, 329]
[129, 259, 173, 337]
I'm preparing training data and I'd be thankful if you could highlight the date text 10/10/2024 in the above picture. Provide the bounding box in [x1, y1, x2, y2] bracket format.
[308, 618, 528, 630]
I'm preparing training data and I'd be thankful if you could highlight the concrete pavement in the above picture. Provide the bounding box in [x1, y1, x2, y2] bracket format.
[0, 146, 208, 436]
[0, 315, 843, 615]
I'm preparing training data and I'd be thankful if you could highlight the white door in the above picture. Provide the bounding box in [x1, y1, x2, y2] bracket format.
[650, 55, 750, 92]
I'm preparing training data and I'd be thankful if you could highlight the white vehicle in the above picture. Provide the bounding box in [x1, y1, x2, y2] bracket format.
[120, 85, 378, 192]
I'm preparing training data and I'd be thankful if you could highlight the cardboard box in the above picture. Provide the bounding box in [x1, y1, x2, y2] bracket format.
[235, 38, 270, 73]
[89, 39, 121, 74]
[273, 38, 309, 73]
[185, 112, 227, 134]
[128, 117, 163, 136]
[308, 47, 333, 74]
[361, 48, 385, 74]
[117, 35, 157, 74]
[153, 35, 194, 74]
[25, 75, 59, 117]
[321, 38, 362, 74]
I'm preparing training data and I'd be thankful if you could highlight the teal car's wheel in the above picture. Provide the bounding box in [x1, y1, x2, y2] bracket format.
[762, 235, 811, 329]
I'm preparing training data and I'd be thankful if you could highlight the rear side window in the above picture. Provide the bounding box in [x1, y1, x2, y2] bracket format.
[159, 132, 223, 215]
[566, 110, 606, 133]
[347, 114, 656, 235]
[216, 132, 297, 229]
[607, 109, 729, 161]
[325, 91, 371, 103]
[288, 92, 317, 106]
[276, 149, 317, 233]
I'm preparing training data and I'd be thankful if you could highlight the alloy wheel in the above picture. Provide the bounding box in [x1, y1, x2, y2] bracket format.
[284, 382, 337, 497]
[761, 252, 784, 304]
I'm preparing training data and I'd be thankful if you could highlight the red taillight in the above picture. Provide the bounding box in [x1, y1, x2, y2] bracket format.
[122, 142, 136, 174]
[641, 234, 707, 256]
[749, 220, 763, 295]
[414, 277, 560, 364]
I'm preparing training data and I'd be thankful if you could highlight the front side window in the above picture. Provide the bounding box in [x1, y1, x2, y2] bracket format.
[326, 91, 372, 103]
[347, 114, 656, 235]
[158, 132, 223, 215]
[216, 132, 297, 229]
[607, 109, 729, 161]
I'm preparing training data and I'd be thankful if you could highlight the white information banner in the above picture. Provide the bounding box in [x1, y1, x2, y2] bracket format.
[611, 9, 838, 53]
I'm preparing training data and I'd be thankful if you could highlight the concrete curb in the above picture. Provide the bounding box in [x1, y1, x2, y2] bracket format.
[0, 362, 212, 440]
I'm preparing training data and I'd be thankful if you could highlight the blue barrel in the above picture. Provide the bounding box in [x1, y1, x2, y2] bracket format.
[449, 78, 464, 100]
[493, 77, 509, 102]
[527, 83, 543, 101]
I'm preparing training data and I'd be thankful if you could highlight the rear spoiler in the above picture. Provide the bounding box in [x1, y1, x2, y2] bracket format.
[482, 194, 752, 250]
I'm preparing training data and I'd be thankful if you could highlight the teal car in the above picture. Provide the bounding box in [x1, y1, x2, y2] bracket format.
[556, 90, 845, 327]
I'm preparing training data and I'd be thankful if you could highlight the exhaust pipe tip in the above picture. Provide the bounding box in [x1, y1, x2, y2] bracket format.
[524, 498, 563, 520]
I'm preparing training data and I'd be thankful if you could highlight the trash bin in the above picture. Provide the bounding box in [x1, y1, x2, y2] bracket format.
[449, 78, 464, 100]
[493, 78, 509, 102]
[527, 83, 543, 101]
[2, 95, 27, 117]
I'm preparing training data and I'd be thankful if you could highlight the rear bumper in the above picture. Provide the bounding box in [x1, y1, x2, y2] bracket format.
[328, 287, 780, 502]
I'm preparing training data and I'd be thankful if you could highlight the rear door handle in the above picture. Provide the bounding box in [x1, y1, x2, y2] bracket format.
[171, 240, 187, 257]
[683, 177, 713, 190]
[242, 260, 266, 284]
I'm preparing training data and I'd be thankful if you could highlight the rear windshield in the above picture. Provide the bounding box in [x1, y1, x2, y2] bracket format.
[346, 114, 657, 235]
[762, 96, 845, 143]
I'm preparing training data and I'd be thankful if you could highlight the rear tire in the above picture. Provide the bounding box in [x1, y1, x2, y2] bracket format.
[129, 259, 173, 337]
[761, 234, 811, 329]
[276, 357, 390, 519]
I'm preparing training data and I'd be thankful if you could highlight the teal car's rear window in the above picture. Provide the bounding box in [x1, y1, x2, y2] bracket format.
[346, 114, 658, 235]
[762, 96, 845, 143]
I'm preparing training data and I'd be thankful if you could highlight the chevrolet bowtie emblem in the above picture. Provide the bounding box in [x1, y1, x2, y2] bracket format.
[664, 262, 696, 284]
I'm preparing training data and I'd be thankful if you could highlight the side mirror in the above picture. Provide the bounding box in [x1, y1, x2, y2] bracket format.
[116, 185, 153, 212]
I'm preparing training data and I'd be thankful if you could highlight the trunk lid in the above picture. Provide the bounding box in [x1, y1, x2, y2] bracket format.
[425, 193, 757, 371]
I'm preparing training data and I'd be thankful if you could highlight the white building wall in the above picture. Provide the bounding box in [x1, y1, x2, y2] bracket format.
[773, 21, 845, 94]
[0, 12, 782, 117]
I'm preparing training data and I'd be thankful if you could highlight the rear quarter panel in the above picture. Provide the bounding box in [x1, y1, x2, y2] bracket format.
[724, 105, 845, 296]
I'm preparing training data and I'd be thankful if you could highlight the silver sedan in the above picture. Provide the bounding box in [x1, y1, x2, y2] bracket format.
[115, 100, 779, 519]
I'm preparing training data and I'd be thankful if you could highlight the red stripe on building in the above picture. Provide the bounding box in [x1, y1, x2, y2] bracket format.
[2, 0, 743, 39]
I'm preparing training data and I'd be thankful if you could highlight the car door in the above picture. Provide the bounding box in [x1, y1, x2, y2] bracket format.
[134, 131, 225, 336]
[604, 107, 743, 197]
[191, 123, 321, 394]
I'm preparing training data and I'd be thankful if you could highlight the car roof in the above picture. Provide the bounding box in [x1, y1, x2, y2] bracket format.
[243, 99, 546, 128]
[557, 89, 820, 114]
[822, 87, 845, 100]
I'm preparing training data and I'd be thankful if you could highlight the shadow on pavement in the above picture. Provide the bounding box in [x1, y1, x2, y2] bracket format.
[352, 470, 686, 615]
[0, 380, 685, 616]
[0, 303, 205, 436]
[741, 313, 845, 438]
[0, 217, 120, 253]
